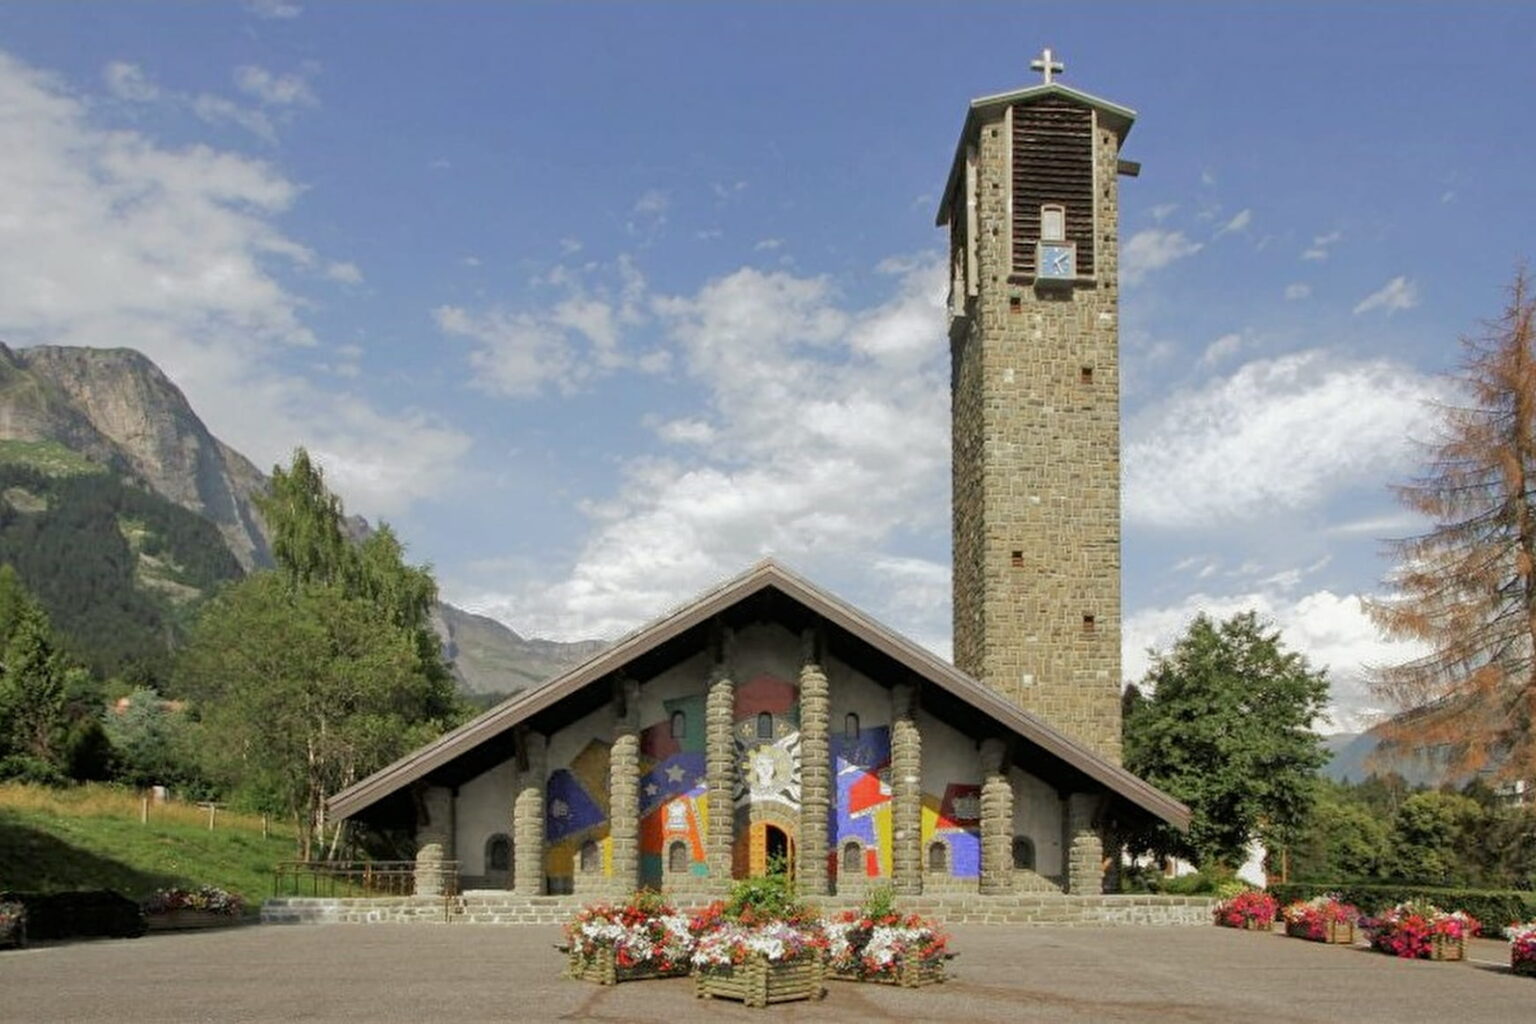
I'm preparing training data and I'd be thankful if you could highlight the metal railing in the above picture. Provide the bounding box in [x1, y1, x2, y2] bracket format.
[271, 860, 460, 899]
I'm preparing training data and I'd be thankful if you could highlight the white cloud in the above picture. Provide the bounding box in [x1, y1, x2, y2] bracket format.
[437, 257, 658, 396]
[190, 92, 276, 143]
[1125, 351, 1441, 528]
[1121, 229, 1203, 285]
[1125, 588, 1422, 732]
[0, 49, 468, 518]
[103, 61, 159, 102]
[1353, 276, 1420, 316]
[1199, 331, 1248, 367]
[1147, 202, 1178, 222]
[628, 189, 668, 235]
[234, 65, 317, 107]
[755, 238, 784, 251]
[245, 0, 302, 17]
[325, 261, 362, 284]
[1301, 230, 1343, 261]
[1215, 208, 1252, 236]
[464, 259, 952, 643]
[1284, 282, 1312, 300]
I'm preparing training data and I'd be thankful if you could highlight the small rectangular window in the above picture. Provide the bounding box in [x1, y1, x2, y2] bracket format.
[1011, 550, 1024, 568]
[1082, 613, 1096, 632]
[1040, 204, 1066, 242]
[1080, 366, 1094, 384]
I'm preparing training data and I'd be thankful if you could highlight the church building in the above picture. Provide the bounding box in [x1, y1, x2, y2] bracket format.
[328, 54, 1188, 902]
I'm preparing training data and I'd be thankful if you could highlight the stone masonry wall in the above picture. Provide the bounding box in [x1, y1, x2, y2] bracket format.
[796, 654, 831, 895]
[262, 893, 1216, 928]
[950, 100, 1125, 764]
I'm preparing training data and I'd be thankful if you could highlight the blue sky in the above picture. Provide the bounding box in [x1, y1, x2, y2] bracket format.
[0, 2, 1531, 730]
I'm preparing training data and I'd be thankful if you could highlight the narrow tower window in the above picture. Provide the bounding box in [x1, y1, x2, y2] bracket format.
[757, 711, 774, 740]
[579, 839, 600, 873]
[1080, 366, 1094, 384]
[841, 840, 863, 874]
[668, 840, 689, 874]
[844, 713, 860, 739]
[1040, 204, 1066, 241]
[1082, 613, 1096, 632]
[670, 710, 686, 739]
[1011, 550, 1025, 568]
[928, 841, 948, 873]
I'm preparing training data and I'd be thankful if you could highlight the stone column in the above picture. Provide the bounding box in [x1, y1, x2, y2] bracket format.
[978, 738, 1014, 895]
[512, 731, 547, 896]
[608, 676, 642, 896]
[705, 667, 736, 883]
[890, 682, 922, 895]
[413, 785, 455, 896]
[796, 639, 831, 895]
[1066, 792, 1105, 895]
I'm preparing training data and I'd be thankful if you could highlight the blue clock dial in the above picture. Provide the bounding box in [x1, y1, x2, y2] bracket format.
[1037, 242, 1076, 279]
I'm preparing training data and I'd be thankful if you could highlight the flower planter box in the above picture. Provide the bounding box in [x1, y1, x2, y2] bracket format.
[1512, 956, 1536, 977]
[566, 946, 689, 985]
[1428, 934, 1465, 962]
[694, 954, 825, 1008]
[1285, 920, 1354, 945]
[827, 958, 945, 987]
[145, 909, 239, 932]
[1240, 917, 1273, 932]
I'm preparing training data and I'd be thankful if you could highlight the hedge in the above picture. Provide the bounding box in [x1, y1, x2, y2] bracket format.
[1268, 882, 1536, 929]
[0, 890, 146, 941]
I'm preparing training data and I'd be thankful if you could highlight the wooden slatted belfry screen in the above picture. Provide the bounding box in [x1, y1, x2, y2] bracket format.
[1011, 98, 1094, 277]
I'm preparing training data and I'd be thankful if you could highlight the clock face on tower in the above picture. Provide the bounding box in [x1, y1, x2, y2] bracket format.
[1037, 241, 1076, 280]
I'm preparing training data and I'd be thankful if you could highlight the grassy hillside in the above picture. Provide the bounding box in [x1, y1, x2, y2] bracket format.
[0, 783, 296, 915]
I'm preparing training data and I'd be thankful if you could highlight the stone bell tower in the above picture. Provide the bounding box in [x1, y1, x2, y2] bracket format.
[939, 50, 1137, 764]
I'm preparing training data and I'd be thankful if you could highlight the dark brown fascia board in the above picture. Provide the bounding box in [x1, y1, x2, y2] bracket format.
[934, 82, 1138, 227]
[329, 558, 1190, 831]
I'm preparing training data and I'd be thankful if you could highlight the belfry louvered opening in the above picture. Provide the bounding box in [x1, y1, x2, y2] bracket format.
[1012, 99, 1095, 277]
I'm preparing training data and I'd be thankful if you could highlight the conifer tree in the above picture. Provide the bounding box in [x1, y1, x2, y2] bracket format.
[1369, 269, 1536, 783]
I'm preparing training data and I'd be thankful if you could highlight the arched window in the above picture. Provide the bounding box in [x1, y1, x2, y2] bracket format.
[844, 713, 859, 739]
[485, 834, 511, 872]
[668, 840, 689, 874]
[1012, 836, 1036, 871]
[757, 711, 774, 740]
[579, 839, 600, 873]
[841, 840, 863, 875]
[670, 710, 686, 739]
[927, 840, 948, 873]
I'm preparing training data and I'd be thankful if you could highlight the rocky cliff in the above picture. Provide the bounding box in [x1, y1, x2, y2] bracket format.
[1, 344, 271, 570]
[0, 341, 600, 696]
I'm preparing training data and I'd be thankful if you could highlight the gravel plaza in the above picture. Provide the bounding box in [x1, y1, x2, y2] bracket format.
[2, 923, 1532, 1023]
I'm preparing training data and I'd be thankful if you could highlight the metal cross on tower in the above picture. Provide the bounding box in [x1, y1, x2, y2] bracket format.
[1030, 47, 1064, 84]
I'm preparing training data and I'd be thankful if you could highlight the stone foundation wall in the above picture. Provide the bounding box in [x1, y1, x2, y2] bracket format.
[262, 893, 1215, 928]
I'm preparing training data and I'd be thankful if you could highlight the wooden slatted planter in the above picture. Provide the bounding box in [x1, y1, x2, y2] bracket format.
[146, 909, 240, 931]
[1285, 920, 1354, 945]
[827, 958, 946, 988]
[565, 946, 689, 985]
[694, 954, 825, 1008]
[1428, 934, 1465, 961]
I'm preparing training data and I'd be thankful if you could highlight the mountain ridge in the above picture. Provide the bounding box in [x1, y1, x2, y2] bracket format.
[0, 341, 601, 696]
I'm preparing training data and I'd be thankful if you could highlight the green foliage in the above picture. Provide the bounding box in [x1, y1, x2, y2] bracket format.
[1267, 881, 1536, 929]
[1290, 782, 1392, 882]
[178, 449, 463, 858]
[1386, 791, 1484, 886]
[1123, 610, 1330, 868]
[723, 857, 807, 923]
[0, 462, 243, 680]
[177, 574, 460, 857]
[100, 688, 207, 791]
[860, 883, 897, 920]
[0, 439, 105, 477]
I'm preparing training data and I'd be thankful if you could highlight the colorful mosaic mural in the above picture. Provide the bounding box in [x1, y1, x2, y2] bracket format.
[832, 724, 892, 877]
[923, 783, 981, 877]
[639, 695, 709, 881]
[546, 738, 612, 881]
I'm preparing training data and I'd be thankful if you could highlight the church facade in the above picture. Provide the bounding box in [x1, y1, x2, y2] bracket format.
[328, 59, 1186, 902]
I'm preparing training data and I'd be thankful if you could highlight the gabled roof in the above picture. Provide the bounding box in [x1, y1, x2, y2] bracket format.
[935, 81, 1137, 226]
[329, 559, 1188, 829]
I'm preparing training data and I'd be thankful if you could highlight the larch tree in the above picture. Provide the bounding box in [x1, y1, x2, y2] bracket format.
[1369, 269, 1536, 784]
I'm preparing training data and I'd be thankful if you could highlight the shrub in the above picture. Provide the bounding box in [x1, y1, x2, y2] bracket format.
[1268, 882, 1536, 931]
[1361, 902, 1479, 959]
